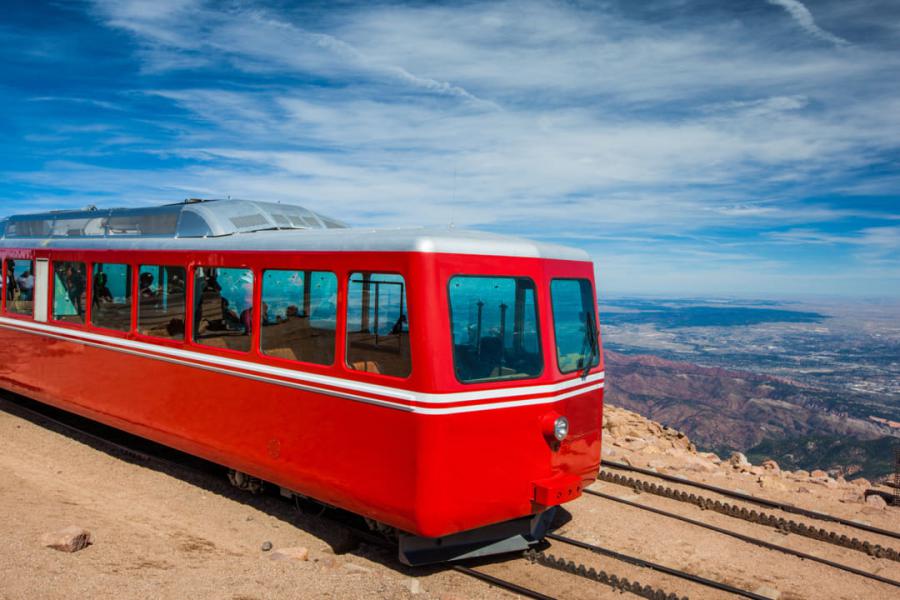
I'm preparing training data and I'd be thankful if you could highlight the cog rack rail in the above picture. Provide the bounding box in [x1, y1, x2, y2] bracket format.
[588, 489, 900, 589]
[602, 459, 900, 541]
[545, 533, 770, 599]
[598, 469, 900, 561]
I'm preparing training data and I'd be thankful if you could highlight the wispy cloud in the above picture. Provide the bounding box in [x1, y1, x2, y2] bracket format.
[2, 0, 899, 296]
[766, 0, 850, 46]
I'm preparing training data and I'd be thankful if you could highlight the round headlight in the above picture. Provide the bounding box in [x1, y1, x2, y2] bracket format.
[553, 416, 569, 441]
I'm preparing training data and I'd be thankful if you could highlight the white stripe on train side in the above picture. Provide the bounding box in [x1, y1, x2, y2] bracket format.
[0, 317, 604, 415]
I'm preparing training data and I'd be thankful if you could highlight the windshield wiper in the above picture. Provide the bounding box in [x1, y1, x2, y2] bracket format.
[581, 311, 599, 380]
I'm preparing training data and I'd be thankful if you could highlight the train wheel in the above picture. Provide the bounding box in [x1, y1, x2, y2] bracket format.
[227, 469, 265, 494]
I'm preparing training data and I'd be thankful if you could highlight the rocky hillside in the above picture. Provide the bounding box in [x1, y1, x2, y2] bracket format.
[746, 434, 900, 481]
[603, 350, 896, 476]
[601, 403, 897, 510]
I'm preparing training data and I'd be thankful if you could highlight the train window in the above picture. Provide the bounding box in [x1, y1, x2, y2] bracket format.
[261, 270, 337, 365]
[52, 261, 87, 324]
[346, 272, 410, 377]
[92, 263, 133, 332]
[551, 279, 600, 374]
[194, 266, 254, 352]
[5, 258, 35, 316]
[138, 265, 187, 340]
[448, 276, 542, 383]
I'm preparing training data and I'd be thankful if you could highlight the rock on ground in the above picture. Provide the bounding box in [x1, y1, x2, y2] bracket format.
[865, 494, 888, 510]
[41, 526, 92, 553]
[269, 546, 310, 561]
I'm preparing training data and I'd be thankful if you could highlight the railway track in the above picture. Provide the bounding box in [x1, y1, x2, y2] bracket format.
[602, 459, 900, 541]
[589, 461, 900, 590]
[453, 533, 774, 600]
[2, 394, 780, 600]
[541, 533, 770, 599]
[596, 469, 900, 561]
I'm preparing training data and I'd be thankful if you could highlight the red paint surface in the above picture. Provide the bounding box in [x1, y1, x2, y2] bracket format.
[0, 247, 603, 538]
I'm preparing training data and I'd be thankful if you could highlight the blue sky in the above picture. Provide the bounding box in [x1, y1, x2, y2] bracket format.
[1, 0, 899, 297]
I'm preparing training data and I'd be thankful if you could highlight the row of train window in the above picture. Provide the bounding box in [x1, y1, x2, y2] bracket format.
[1, 258, 411, 378]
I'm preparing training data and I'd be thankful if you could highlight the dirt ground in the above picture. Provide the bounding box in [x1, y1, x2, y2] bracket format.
[0, 397, 898, 599]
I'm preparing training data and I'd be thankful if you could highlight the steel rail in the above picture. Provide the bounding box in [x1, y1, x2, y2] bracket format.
[587, 489, 900, 589]
[547, 533, 768, 599]
[524, 547, 689, 600]
[601, 460, 900, 541]
[598, 470, 899, 560]
[452, 565, 557, 600]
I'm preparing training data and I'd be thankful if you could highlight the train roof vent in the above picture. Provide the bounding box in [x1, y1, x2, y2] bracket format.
[0, 199, 348, 240]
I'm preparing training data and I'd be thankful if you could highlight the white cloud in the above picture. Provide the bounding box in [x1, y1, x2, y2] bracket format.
[7, 0, 897, 296]
[766, 0, 850, 47]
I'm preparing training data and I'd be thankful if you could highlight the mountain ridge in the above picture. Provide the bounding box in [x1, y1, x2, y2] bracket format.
[602, 349, 898, 478]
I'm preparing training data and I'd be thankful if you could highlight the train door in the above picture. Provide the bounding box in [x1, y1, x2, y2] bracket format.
[33, 258, 49, 322]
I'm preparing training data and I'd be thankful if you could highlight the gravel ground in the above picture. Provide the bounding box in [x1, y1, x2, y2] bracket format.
[0, 397, 897, 600]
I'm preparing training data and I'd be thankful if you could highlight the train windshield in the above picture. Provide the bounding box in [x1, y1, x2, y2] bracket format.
[448, 276, 542, 383]
[550, 279, 600, 374]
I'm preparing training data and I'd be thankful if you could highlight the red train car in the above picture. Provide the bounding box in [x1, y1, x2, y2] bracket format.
[0, 199, 604, 565]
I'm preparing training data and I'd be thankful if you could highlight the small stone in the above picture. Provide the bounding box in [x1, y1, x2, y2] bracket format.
[792, 470, 810, 479]
[761, 459, 780, 474]
[41, 526, 92, 553]
[865, 494, 888, 510]
[623, 438, 648, 451]
[700, 452, 722, 464]
[683, 456, 717, 473]
[754, 585, 781, 600]
[406, 578, 422, 595]
[343, 562, 373, 575]
[810, 469, 827, 478]
[839, 490, 863, 504]
[758, 476, 788, 492]
[728, 452, 750, 470]
[851, 478, 871, 488]
[269, 546, 309, 561]
[261, 541, 273, 552]
[603, 413, 626, 428]
[811, 477, 838, 489]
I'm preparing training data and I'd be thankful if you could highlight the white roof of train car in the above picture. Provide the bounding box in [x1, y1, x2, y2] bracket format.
[0, 199, 589, 261]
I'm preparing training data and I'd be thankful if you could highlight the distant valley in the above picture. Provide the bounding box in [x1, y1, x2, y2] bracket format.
[602, 303, 826, 329]
[600, 296, 900, 480]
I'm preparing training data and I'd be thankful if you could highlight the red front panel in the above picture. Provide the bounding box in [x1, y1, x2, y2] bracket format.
[0, 246, 603, 538]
